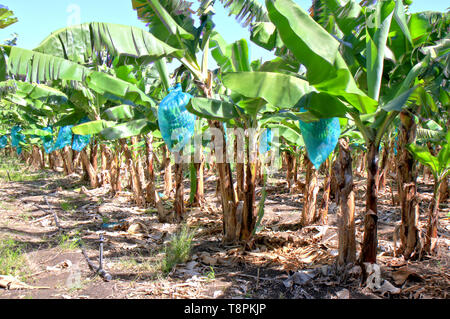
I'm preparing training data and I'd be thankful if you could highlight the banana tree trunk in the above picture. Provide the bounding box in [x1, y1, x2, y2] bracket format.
[31, 146, 42, 169]
[110, 144, 122, 195]
[360, 142, 379, 264]
[90, 139, 98, 173]
[286, 151, 294, 190]
[301, 156, 319, 226]
[79, 149, 99, 188]
[194, 159, 205, 205]
[163, 145, 172, 198]
[424, 182, 441, 254]
[358, 152, 366, 176]
[144, 133, 156, 204]
[396, 111, 421, 259]
[208, 120, 240, 244]
[121, 139, 144, 207]
[235, 138, 245, 201]
[100, 144, 110, 186]
[241, 142, 257, 242]
[174, 151, 185, 222]
[378, 141, 390, 193]
[48, 152, 56, 171]
[40, 147, 46, 169]
[439, 176, 448, 202]
[191, 142, 205, 206]
[62, 146, 74, 175]
[318, 158, 331, 225]
[293, 147, 298, 185]
[336, 139, 356, 266]
[134, 137, 147, 194]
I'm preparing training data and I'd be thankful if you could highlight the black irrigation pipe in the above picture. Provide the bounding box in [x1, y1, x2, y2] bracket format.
[78, 234, 112, 282]
[42, 196, 112, 282]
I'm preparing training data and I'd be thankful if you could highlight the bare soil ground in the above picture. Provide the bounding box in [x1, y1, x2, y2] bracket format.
[0, 164, 448, 299]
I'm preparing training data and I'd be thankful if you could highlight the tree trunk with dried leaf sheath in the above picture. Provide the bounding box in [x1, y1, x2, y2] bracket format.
[235, 138, 245, 201]
[293, 148, 298, 185]
[90, 139, 98, 173]
[286, 151, 294, 190]
[110, 146, 122, 195]
[79, 149, 99, 188]
[424, 183, 441, 254]
[144, 134, 167, 220]
[378, 141, 390, 193]
[360, 143, 379, 264]
[439, 177, 448, 202]
[396, 111, 421, 259]
[336, 139, 356, 266]
[173, 151, 185, 222]
[162, 145, 172, 198]
[121, 139, 144, 207]
[302, 156, 319, 226]
[61, 147, 73, 175]
[318, 159, 331, 225]
[208, 120, 240, 244]
[100, 144, 110, 186]
[192, 142, 205, 206]
[194, 160, 205, 205]
[241, 142, 257, 242]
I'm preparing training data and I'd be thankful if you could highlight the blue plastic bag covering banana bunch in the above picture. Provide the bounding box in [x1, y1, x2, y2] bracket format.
[40, 126, 54, 154]
[158, 83, 195, 152]
[52, 125, 73, 152]
[72, 117, 91, 152]
[259, 128, 272, 154]
[11, 126, 26, 155]
[0, 135, 7, 149]
[298, 117, 340, 169]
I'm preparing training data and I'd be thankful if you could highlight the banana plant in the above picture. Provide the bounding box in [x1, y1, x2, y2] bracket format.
[231, 0, 449, 264]
[0, 5, 17, 30]
[407, 131, 450, 254]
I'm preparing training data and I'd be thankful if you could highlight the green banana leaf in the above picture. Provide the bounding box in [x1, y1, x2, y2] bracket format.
[99, 119, 157, 140]
[72, 120, 115, 135]
[34, 22, 182, 65]
[187, 97, 239, 121]
[103, 105, 135, 121]
[222, 71, 312, 109]
[265, 0, 377, 114]
[2, 46, 155, 108]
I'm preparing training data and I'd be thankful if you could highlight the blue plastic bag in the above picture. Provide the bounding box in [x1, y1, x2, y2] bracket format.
[11, 126, 26, 154]
[0, 135, 7, 149]
[11, 126, 25, 148]
[72, 117, 91, 152]
[52, 125, 73, 152]
[158, 84, 195, 152]
[72, 134, 91, 152]
[299, 117, 340, 169]
[40, 126, 54, 154]
[259, 128, 272, 154]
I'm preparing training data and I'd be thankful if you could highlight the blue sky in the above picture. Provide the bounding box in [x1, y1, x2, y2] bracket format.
[0, 0, 448, 67]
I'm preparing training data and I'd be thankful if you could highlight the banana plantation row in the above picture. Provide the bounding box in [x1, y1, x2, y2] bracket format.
[0, 0, 448, 278]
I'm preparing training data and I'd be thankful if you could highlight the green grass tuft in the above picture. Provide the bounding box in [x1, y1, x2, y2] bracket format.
[57, 233, 80, 251]
[0, 155, 47, 182]
[161, 224, 195, 274]
[0, 238, 28, 278]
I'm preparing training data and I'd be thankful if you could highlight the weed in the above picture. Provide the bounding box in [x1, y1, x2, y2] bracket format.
[18, 213, 31, 221]
[0, 156, 46, 182]
[161, 224, 195, 274]
[205, 266, 215, 282]
[57, 233, 80, 251]
[60, 202, 76, 212]
[0, 202, 14, 211]
[0, 238, 28, 278]
[119, 257, 159, 273]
